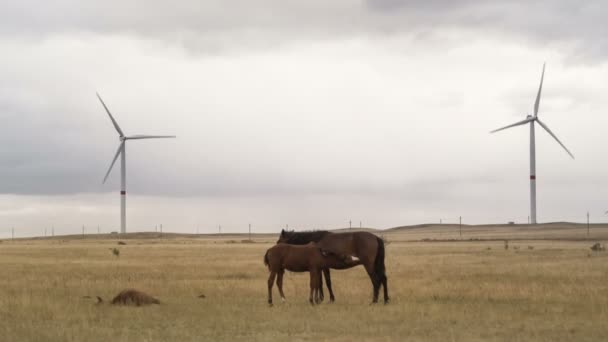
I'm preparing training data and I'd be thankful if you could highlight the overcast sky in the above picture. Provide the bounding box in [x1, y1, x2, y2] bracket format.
[1, 1, 607, 237]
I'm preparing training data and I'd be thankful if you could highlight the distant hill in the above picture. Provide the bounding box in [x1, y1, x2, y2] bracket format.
[6, 222, 607, 242]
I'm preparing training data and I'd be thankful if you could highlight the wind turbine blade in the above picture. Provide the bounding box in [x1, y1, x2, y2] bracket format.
[534, 62, 546, 117]
[490, 117, 534, 133]
[125, 135, 176, 140]
[96, 92, 124, 137]
[103, 142, 124, 184]
[536, 118, 574, 159]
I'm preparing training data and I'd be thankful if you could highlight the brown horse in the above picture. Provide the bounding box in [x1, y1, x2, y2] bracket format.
[264, 242, 359, 305]
[277, 230, 389, 304]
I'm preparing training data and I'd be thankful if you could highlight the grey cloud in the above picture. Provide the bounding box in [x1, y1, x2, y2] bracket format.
[366, 1, 608, 61]
[1, 1, 607, 232]
[1, 1, 607, 60]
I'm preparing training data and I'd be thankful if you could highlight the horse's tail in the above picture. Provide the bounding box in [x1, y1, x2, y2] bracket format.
[374, 235, 389, 302]
[374, 236, 386, 278]
[263, 250, 270, 270]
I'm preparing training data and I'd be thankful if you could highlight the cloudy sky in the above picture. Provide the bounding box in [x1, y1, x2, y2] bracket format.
[1, 1, 607, 237]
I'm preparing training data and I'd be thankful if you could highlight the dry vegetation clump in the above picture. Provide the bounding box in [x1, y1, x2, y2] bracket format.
[117, 241, 127, 245]
[97, 289, 160, 306]
[590, 242, 605, 251]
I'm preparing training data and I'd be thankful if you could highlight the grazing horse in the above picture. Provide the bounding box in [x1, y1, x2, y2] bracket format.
[264, 242, 358, 305]
[277, 229, 389, 304]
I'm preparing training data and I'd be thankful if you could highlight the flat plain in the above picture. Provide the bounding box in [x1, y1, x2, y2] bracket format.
[1, 223, 607, 341]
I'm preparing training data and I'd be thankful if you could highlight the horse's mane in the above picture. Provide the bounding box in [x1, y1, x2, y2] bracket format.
[281, 230, 331, 244]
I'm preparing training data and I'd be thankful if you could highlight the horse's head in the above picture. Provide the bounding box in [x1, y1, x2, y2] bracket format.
[319, 248, 360, 264]
[319, 247, 331, 257]
[277, 229, 291, 244]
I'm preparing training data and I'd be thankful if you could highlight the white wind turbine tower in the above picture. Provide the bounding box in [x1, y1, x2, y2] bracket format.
[97, 92, 176, 234]
[491, 63, 574, 224]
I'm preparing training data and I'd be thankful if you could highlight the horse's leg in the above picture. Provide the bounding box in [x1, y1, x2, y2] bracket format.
[363, 261, 380, 304]
[267, 270, 277, 306]
[381, 272, 389, 304]
[323, 268, 335, 303]
[277, 270, 286, 302]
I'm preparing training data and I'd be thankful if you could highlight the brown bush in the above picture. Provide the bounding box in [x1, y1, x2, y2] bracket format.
[590, 243, 605, 252]
[97, 289, 160, 306]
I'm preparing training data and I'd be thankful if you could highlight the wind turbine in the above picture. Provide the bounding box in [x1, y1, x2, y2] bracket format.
[491, 63, 574, 224]
[97, 92, 175, 234]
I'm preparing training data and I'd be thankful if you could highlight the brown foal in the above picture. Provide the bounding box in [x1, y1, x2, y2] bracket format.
[264, 242, 359, 305]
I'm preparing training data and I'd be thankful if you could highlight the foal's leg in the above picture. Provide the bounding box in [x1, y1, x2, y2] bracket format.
[276, 270, 286, 302]
[309, 270, 318, 305]
[318, 271, 324, 302]
[323, 268, 335, 303]
[315, 271, 323, 304]
[267, 270, 277, 305]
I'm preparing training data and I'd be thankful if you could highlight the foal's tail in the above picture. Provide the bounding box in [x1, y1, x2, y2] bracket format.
[263, 250, 270, 270]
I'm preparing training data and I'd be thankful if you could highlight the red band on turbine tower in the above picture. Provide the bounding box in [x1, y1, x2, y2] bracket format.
[530, 175, 536, 180]
[120, 191, 126, 195]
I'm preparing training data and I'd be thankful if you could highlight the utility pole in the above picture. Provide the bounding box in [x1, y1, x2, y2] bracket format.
[249, 223, 251, 241]
[459, 216, 462, 238]
[440, 219, 442, 224]
[82, 225, 85, 238]
[160, 224, 163, 238]
[360, 221, 362, 229]
[349, 220, 352, 229]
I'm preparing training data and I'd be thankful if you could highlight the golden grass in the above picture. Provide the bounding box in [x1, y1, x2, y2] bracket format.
[1, 235, 607, 341]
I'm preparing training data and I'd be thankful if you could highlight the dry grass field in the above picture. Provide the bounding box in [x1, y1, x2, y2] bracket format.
[1, 224, 608, 341]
